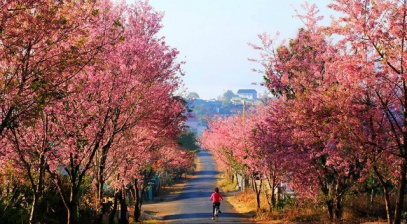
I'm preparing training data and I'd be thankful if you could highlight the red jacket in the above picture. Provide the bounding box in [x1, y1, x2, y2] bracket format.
[210, 192, 223, 203]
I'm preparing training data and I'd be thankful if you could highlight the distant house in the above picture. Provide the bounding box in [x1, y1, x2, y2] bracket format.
[230, 97, 244, 105]
[237, 89, 257, 100]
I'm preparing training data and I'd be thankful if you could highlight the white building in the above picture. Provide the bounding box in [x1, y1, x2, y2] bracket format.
[237, 89, 258, 100]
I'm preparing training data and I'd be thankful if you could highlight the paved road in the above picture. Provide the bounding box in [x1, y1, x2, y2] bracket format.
[162, 150, 255, 223]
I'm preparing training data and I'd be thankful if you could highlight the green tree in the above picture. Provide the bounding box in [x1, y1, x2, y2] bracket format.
[187, 92, 200, 100]
[178, 131, 199, 151]
[222, 90, 236, 101]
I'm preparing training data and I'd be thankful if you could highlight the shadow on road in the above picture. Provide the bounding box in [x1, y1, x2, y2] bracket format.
[184, 176, 217, 182]
[193, 170, 220, 176]
[163, 211, 247, 220]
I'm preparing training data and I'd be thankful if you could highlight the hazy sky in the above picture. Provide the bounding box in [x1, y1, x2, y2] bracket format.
[126, 0, 333, 99]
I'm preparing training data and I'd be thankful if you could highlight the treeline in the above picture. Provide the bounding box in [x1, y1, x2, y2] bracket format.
[201, 1, 407, 223]
[0, 1, 193, 224]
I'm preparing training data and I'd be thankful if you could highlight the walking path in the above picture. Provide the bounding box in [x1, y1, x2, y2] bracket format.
[142, 150, 256, 223]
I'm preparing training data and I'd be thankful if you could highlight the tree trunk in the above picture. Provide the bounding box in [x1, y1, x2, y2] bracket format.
[333, 195, 343, 223]
[66, 202, 78, 224]
[133, 179, 142, 222]
[374, 166, 393, 224]
[252, 176, 262, 211]
[256, 190, 261, 212]
[95, 138, 114, 224]
[118, 186, 128, 224]
[326, 199, 334, 222]
[95, 181, 104, 224]
[235, 173, 239, 188]
[394, 159, 407, 224]
[67, 206, 72, 224]
[68, 186, 80, 224]
[265, 175, 276, 213]
[109, 190, 120, 224]
[95, 151, 107, 224]
[29, 192, 38, 224]
[54, 179, 78, 224]
[332, 181, 345, 222]
[384, 185, 392, 224]
[29, 178, 42, 224]
[26, 135, 47, 224]
[270, 187, 276, 212]
[244, 176, 250, 192]
[383, 187, 393, 224]
[370, 180, 374, 216]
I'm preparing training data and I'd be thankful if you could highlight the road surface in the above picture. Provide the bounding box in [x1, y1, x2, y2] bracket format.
[144, 150, 256, 223]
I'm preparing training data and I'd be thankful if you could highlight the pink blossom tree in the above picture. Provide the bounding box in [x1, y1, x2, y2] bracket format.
[4, 113, 54, 224]
[2, 0, 185, 223]
[0, 0, 109, 137]
[251, 101, 294, 213]
[87, 2, 185, 223]
[46, 2, 185, 224]
[201, 107, 269, 210]
[105, 95, 188, 223]
[250, 4, 369, 221]
[326, 1, 407, 222]
[0, 1, 125, 223]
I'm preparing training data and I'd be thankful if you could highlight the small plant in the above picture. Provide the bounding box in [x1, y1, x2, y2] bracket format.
[218, 176, 237, 193]
[276, 194, 295, 211]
